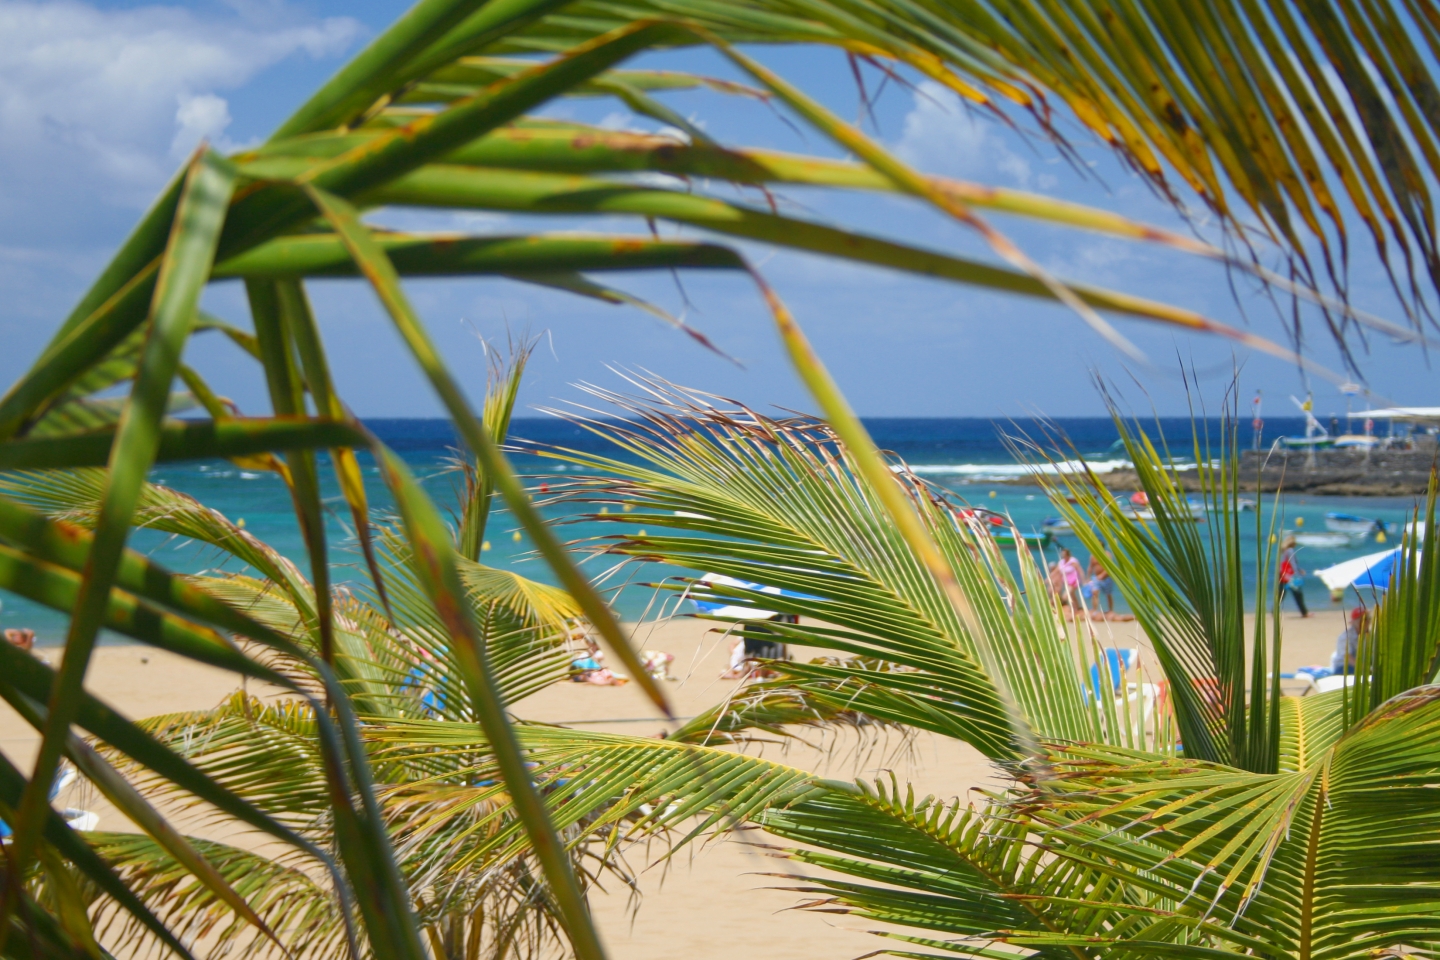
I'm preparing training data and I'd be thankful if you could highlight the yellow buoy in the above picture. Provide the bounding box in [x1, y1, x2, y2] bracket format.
[236, 518, 246, 529]
[1269, 533, 1277, 544]
[599, 506, 609, 515]
[637, 529, 646, 537]
[482, 541, 492, 552]
[988, 490, 997, 498]
[512, 530, 522, 542]
[1377, 530, 1387, 543]
[1295, 516, 1304, 528]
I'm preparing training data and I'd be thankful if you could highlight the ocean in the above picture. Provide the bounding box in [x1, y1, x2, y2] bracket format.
[5, 416, 1418, 644]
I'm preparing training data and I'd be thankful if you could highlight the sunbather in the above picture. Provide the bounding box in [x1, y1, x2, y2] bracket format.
[641, 649, 675, 681]
[1292, 607, 1367, 682]
[570, 635, 627, 686]
[1331, 606, 1366, 674]
[5, 628, 48, 665]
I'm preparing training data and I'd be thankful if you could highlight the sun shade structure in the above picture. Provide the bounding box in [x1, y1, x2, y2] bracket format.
[690, 572, 813, 620]
[1316, 547, 1406, 592]
[1360, 407, 1440, 422]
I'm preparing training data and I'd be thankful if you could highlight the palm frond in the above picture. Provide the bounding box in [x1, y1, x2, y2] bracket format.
[9, 0, 1440, 951]
[85, 832, 343, 960]
[1351, 468, 1440, 723]
[0, 470, 314, 619]
[458, 341, 530, 561]
[1018, 687, 1440, 958]
[1029, 390, 1281, 772]
[537, 377, 1154, 757]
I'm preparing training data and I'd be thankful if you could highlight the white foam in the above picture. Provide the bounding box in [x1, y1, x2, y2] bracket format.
[900, 459, 1133, 478]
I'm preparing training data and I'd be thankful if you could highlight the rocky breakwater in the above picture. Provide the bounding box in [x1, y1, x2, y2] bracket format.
[1099, 441, 1438, 496]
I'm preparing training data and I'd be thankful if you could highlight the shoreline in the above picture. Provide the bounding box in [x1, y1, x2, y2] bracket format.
[975, 473, 1431, 496]
[976, 445, 1438, 497]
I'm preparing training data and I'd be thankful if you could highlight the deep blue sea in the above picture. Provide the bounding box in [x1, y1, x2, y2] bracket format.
[7, 416, 1423, 645]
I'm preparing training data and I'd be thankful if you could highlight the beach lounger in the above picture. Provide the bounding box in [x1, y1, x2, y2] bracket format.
[1090, 647, 1139, 698]
[0, 764, 98, 836]
[1088, 648, 1158, 727]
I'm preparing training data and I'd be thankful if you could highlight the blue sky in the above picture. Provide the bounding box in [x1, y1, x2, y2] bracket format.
[1, 0, 1435, 420]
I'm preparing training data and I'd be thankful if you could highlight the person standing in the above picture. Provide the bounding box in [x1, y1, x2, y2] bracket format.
[1058, 548, 1085, 610]
[1278, 537, 1310, 617]
[1086, 552, 1115, 615]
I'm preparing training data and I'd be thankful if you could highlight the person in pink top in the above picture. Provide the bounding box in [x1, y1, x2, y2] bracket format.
[1057, 548, 1085, 609]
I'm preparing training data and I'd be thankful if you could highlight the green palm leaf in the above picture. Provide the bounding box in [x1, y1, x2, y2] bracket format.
[1031, 400, 1282, 772]
[9, 0, 1440, 952]
[1020, 685, 1440, 958]
[84, 833, 342, 960]
[539, 377, 1154, 757]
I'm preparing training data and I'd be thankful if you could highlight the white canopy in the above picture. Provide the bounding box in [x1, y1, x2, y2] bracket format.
[689, 572, 784, 620]
[1359, 407, 1440, 422]
[1315, 548, 1402, 591]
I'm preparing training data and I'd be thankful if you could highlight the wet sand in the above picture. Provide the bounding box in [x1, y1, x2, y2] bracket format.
[0, 605, 1355, 958]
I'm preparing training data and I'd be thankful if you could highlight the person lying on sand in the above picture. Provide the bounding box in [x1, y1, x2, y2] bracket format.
[640, 649, 675, 681]
[570, 635, 628, 686]
[5, 628, 48, 665]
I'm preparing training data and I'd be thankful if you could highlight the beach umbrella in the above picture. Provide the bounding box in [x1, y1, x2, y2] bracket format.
[690, 573, 813, 620]
[1316, 548, 1405, 592]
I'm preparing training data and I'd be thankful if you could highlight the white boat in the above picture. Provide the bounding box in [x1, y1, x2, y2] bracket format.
[1332, 434, 1380, 449]
[1291, 530, 1361, 549]
[1123, 492, 1206, 521]
[1041, 516, 1074, 536]
[1278, 435, 1333, 449]
[1325, 512, 1388, 536]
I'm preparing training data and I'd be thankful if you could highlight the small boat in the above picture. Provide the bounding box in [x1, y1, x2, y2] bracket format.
[1041, 516, 1074, 536]
[1332, 434, 1380, 449]
[1123, 495, 1206, 522]
[1325, 512, 1388, 536]
[1279, 435, 1334, 450]
[956, 507, 1053, 549]
[991, 528, 1053, 549]
[1291, 530, 1361, 549]
[1238, 498, 1257, 512]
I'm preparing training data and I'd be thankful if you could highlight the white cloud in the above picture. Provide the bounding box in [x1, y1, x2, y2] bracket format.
[995, 150, 1033, 189]
[0, 0, 358, 207]
[894, 81, 1040, 190]
[598, 111, 640, 131]
[171, 93, 233, 158]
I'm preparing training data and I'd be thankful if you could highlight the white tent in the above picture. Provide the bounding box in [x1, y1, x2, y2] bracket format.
[689, 572, 785, 620]
[1361, 407, 1440, 422]
[1315, 548, 1403, 592]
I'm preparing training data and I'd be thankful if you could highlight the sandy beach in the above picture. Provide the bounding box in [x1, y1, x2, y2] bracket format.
[1, 605, 1355, 959]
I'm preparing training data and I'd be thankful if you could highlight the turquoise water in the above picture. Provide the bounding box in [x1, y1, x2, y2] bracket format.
[3, 417, 1414, 645]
